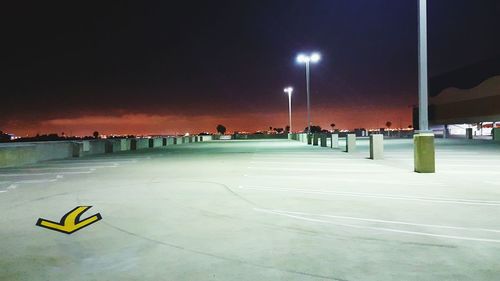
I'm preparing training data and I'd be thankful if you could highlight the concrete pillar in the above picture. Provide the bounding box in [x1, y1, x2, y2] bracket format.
[307, 134, 312, 145]
[493, 128, 500, 142]
[331, 134, 339, 149]
[72, 142, 83, 157]
[105, 140, 114, 153]
[346, 134, 356, 153]
[443, 125, 449, 139]
[414, 133, 435, 173]
[466, 128, 473, 139]
[148, 139, 154, 148]
[369, 134, 384, 160]
[320, 134, 327, 147]
[120, 139, 129, 151]
[195, 136, 199, 142]
[82, 141, 90, 152]
[312, 134, 319, 146]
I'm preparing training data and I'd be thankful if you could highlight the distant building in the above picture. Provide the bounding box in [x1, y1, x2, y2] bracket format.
[414, 58, 500, 133]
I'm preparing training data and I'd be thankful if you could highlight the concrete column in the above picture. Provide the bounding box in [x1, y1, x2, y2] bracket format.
[331, 134, 339, 149]
[466, 128, 473, 139]
[320, 134, 327, 147]
[195, 136, 199, 142]
[369, 134, 384, 160]
[148, 139, 154, 148]
[82, 141, 90, 152]
[120, 139, 129, 151]
[307, 134, 312, 145]
[443, 125, 449, 139]
[346, 134, 356, 153]
[72, 142, 83, 157]
[105, 140, 114, 153]
[312, 134, 319, 146]
[414, 133, 435, 173]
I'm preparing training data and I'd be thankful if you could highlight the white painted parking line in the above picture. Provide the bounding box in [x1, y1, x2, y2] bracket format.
[0, 165, 118, 172]
[239, 186, 500, 206]
[255, 208, 500, 243]
[247, 166, 400, 173]
[250, 161, 380, 167]
[0, 170, 93, 177]
[260, 209, 500, 233]
[14, 178, 59, 184]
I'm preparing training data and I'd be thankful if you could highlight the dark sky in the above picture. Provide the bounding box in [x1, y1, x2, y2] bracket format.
[2, 0, 499, 135]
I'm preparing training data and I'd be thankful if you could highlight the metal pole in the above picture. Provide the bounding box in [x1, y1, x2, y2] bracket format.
[418, 0, 429, 132]
[306, 61, 311, 134]
[288, 93, 292, 132]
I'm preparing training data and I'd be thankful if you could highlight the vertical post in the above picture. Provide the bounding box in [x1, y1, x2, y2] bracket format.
[418, 0, 429, 132]
[414, 0, 435, 173]
[288, 92, 292, 133]
[306, 61, 311, 134]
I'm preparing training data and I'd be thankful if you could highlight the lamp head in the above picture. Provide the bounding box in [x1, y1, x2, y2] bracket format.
[310, 53, 321, 63]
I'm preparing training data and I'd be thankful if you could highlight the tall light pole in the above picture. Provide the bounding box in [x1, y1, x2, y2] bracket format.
[414, 0, 435, 173]
[297, 52, 321, 134]
[418, 0, 429, 132]
[284, 87, 293, 132]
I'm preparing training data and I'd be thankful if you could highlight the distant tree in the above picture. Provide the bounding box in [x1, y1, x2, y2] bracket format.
[385, 121, 392, 137]
[93, 131, 99, 139]
[269, 126, 273, 131]
[408, 125, 413, 129]
[330, 123, 336, 131]
[274, 128, 284, 134]
[305, 125, 322, 133]
[216, 125, 227, 135]
[285, 125, 290, 133]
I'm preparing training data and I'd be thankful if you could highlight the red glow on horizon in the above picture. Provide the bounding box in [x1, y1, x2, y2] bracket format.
[5, 106, 412, 137]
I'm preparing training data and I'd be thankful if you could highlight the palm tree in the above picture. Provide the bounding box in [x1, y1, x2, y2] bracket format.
[216, 125, 226, 135]
[385, 121, 392, 137]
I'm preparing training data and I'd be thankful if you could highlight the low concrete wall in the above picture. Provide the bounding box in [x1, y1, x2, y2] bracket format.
[149, 138, 163, 148]
[233, 134, 288, 140]
[83, 140, 107, 156]
[131, 138, 150, 150]
[166, 137, 175, 145]
[104, 139, 131, 153]
[199, 135, 213, 141]
[0, 141, 76, 168]
[493, 128, 500, 142]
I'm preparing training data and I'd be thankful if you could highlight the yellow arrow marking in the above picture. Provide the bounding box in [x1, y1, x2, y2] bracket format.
[36, 206, 102, 234]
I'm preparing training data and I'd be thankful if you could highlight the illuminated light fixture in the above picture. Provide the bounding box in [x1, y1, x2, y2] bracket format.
[295, 51, 321, 134]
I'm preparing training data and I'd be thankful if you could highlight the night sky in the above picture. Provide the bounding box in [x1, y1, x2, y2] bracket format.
[2, 0, 499, 136]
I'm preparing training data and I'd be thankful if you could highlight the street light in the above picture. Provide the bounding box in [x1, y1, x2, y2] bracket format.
[284, 87, 293, 133]
[414, 0, 435, 173]
[296, 52, 321, 134]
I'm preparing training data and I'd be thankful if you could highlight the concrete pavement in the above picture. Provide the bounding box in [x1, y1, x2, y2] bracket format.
[1, 139, 500, 281]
